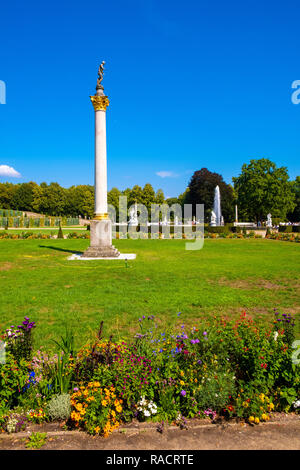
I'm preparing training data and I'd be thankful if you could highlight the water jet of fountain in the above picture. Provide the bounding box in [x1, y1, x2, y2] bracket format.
[213, 185, 222, 226]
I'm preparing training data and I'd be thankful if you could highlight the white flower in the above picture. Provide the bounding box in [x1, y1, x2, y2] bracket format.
[274, 331, 279, 341]
[144, 410, 151, 417]
[293, 399, 300, 409]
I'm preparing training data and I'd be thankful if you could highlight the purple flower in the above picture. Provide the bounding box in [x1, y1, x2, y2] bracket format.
[180, 390, 186, 396]
[203, 331, 207, 336]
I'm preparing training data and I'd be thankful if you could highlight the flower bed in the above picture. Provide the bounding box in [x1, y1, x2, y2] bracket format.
[266, 233, 300, 243]
[0, 311, 299, 437]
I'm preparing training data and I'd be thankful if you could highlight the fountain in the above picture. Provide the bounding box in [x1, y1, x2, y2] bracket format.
[211, 185, 222, 226]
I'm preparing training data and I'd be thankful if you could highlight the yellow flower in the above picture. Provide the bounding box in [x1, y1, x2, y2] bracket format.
[254, 417, 260, 424]
[242, 401, 249, 408]
[248, 416, 255, 423]
[102, 399, 108, 407]
[180, 380, 185, 386]
[261, 413, 268, 421]
[180, 371, 184, 377]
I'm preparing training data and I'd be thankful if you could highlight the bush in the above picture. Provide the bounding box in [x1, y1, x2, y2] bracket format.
[205, 226, 230, 234]
[279, 225, 293, 233]
[0, 353, 29, 409]
[57, 224, 64, 239]
[70, 383, 123, 436]
[47, 394, 71, 421]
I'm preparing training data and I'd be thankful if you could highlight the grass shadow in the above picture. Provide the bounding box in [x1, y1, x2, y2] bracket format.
[39, 245, 83, 255]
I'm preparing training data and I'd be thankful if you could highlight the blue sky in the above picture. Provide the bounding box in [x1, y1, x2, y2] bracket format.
[0, 0, 299, 198]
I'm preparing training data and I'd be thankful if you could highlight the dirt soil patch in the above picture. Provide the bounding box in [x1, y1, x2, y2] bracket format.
[0, 414, 300, 450]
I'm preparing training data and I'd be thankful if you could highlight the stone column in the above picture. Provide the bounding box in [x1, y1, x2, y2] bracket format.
[82, 65, 120, 258]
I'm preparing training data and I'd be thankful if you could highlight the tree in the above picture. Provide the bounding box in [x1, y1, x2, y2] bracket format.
[0, 183, 16, 209]
[32, 182, 66, 215]
[142, 183, 156, 211]
[128, 185, 144, 206]
[66, 185, 94, 218]
[287, 176, 300, 222]
[233, 159, 296, 223]
[186, 168, 235, 222]
[11, 182, 38, 212]
[155, 189, 165, 205]
[108, 187, 121, 209]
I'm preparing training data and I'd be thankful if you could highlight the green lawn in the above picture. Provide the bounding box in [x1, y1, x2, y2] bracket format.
[0, 238, 299, 350]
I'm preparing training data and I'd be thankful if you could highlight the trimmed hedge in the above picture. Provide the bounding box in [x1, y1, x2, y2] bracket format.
[0, 216, 79, 228]
[278, 225, 300, 233]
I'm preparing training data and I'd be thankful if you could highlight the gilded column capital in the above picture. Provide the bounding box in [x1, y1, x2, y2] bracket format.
[90, 95, 110, 111]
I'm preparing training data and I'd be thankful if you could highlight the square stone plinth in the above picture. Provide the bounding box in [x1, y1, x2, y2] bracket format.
[82, 219, 120, 258]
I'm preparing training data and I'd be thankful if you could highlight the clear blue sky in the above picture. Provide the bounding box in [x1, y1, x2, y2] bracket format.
[0, 0, 299, 198]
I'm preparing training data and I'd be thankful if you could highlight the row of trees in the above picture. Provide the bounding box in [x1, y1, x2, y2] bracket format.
[0, 159, 298, 223]
[170, 159, 299, 223]
[0, 182, 166, 219]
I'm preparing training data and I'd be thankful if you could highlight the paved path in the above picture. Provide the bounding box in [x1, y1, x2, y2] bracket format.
[0, 414, 299, 450]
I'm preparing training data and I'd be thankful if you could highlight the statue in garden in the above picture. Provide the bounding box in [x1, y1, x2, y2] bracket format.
[210, 210, 216, 226]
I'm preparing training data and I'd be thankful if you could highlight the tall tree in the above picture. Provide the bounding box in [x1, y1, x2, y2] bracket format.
[155, 189, 165, 205]
[186, 168, 235, 222]
[233, 159, 296, 223]
[128, 185, 144, 206]
[142, 183, 156, 210]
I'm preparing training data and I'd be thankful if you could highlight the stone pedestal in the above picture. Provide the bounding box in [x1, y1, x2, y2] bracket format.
[82, 220, 120, 258]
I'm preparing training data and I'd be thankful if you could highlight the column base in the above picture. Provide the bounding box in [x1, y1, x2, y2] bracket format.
[82, 245, 120, 258]
[82, 219, 120, 258]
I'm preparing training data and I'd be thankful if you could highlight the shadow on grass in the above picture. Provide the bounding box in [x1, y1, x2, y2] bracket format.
[39, 245, 83, 255]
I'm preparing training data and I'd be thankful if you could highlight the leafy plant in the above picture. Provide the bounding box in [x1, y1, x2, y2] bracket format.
[47, 394, 71, 421]
[25, 432, 47, 449]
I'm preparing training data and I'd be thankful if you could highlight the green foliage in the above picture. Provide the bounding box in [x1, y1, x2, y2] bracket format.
[205, 225, 230, 234]
[25, 432, 47, 449]
[47, 394, 71, 421]
[57, 222, 64, 239]
[233, 159, 296, 223]
[46, 327, 76, 394]
[287, 176, 300, 223]
[5, 318, 36, 363]
[0, 353, 28, 409]
[278, 225, 293, 233]
[186, 168, 235, 222]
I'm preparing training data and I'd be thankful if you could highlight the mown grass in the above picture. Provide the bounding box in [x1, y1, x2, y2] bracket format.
[0, 238, 299, 350]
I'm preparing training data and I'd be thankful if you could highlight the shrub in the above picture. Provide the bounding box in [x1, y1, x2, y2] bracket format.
[47, 394, 71, 421]
[279, 225, 293, 233]
[57, 224, 64, 239]
[69, 383, 123, 436]
[0, 353, 28, 409]
[206, 226, 230, 234]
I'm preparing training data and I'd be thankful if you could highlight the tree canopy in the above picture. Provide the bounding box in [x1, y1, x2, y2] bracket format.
[186, 168, 235, 222]
[233, 158, 296, 223]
